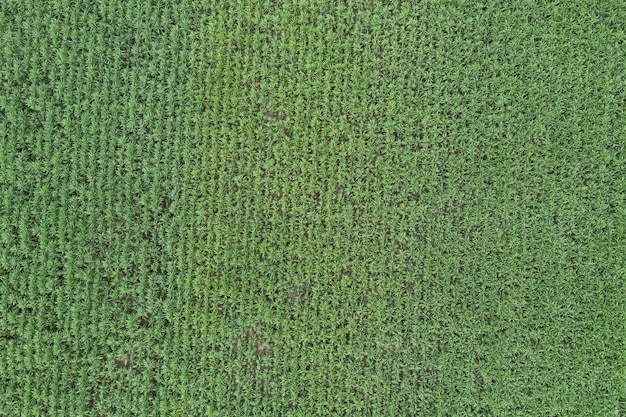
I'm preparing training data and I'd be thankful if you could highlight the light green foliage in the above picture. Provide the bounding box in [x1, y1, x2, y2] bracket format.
[1, 0, 625, 415]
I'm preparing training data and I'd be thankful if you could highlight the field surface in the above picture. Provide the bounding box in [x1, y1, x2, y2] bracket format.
[1, 1, 625, 416]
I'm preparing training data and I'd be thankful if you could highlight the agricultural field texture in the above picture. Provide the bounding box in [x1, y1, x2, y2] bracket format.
[1, 0, 625, 416]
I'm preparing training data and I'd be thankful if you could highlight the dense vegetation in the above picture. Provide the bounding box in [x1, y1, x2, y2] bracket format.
[1, 1, 624, 415]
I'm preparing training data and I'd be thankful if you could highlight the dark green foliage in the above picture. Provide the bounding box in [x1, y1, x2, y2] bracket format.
[1, 0, 625, 415]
